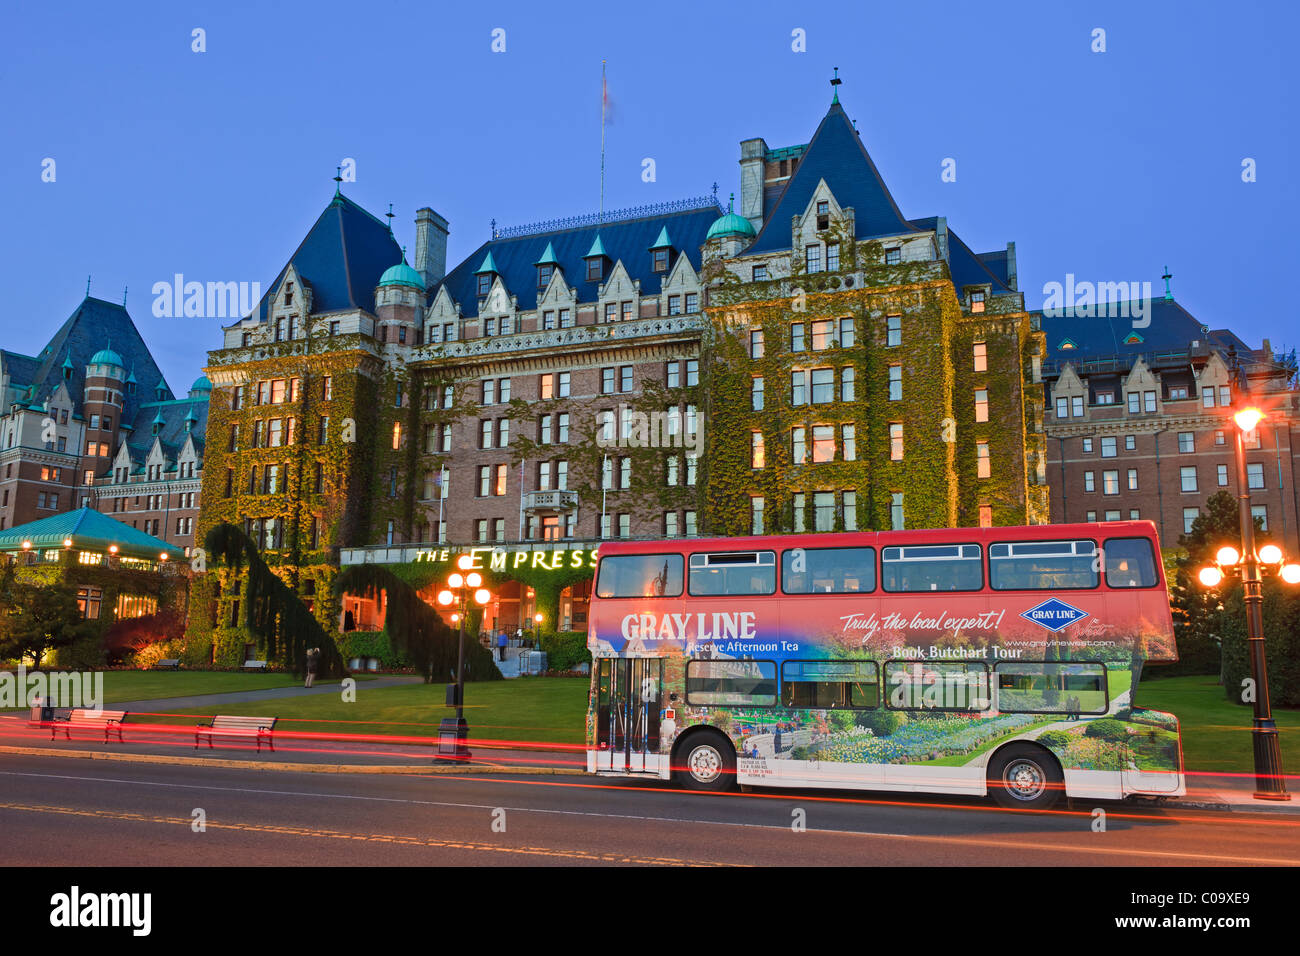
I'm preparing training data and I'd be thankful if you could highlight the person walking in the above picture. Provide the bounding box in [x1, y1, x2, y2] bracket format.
[497, 630, 508, 662]
[304, 647, 320, 688]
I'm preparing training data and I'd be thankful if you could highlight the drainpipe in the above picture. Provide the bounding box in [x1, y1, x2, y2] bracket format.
[1152, 427, 1168, 541]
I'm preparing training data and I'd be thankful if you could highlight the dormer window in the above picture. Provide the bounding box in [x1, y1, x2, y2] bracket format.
[586, 258, 603, 281]
[652, 249, 668, 273]
[473, 250, 500, 299]
[284, 282, 294, 306]
[538, 264, 554, 289]
[477, 274, 492, 297]
[816, 201, 829, 231]
[970, 291, 986, 314]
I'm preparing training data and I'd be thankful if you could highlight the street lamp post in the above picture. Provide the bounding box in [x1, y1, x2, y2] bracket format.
[435, 555, 493, 761]
[1196, 405, 1297, 800]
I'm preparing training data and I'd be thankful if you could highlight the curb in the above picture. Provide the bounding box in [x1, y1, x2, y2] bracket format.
[0, 745, 584, 776]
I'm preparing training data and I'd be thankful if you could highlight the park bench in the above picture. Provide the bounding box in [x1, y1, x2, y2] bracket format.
[51, 709, 128, 743]
[155, 659, 180, 670]
[240, 660, 267, 671]
[195, 715, 278, 753]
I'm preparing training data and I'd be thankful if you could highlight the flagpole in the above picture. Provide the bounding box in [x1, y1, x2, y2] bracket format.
[438, 465, 446, 542]
[518, 460, 526, 540]
[600, 59, 606, 224]
[601, 453, 608, 538]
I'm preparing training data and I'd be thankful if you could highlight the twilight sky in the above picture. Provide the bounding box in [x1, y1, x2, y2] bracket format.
[2, 0, 1295, 391]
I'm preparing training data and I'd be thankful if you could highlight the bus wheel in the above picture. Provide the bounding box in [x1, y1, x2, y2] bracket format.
[675, 732, 736, 792]
[988, 744, 1063, 810]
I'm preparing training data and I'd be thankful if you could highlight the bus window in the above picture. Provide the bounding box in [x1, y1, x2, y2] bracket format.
[995, 662, 1108, 715]
[781, 660, 878, 709]
[881, 544, 982, 592]
[885, 662, 989, 711]
[989, 540, 1097, 590]
[595, 554, 684, 599]
[686, 660, 777, 706]
[688, 551, 776, 596]
[1104, 537, 1158, 588]
[781, 547, 876, 594]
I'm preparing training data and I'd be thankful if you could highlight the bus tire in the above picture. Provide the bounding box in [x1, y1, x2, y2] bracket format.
[673, 730, 736, 792]
[987, 743, 1063, 811]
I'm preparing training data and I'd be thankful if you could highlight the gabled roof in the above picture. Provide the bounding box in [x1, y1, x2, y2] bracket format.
[12, 297, 170, 425]
[0, 507, 184, 561]
[121, 397, 209, 469]
[909, 217, 1012, 295]
[746, 101, 918, 255]
[250, 194, 403, 323]
[434, 206, 719, 317]
[1038, 296, 1252, 365]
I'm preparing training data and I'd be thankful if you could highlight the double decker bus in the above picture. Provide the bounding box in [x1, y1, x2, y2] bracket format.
[586, 521, 1183, 810]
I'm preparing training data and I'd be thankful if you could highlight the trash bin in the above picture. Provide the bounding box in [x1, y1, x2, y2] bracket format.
[436, 717, 471, 760]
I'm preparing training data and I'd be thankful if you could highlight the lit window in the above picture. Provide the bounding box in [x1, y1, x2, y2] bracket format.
[977, 441, 990, 478]
[751, 432, 765, 469]
[890, 423, 904, 461]
[973, 342, 987, 372]
[975, 389, 989, 423]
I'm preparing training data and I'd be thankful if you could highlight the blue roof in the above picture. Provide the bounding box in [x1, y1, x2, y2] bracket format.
[7, 297, 170, 426]
[908, 217, 1012, 295]
[1037, 296, 1251, 364]
[435, 206, 719, 316]
[250, 194, 402, 323]
[746, 101, 918, 255]
[0, 507, 184, 561]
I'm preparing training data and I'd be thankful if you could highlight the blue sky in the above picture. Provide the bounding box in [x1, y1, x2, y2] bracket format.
[2, 0, 1295, 390]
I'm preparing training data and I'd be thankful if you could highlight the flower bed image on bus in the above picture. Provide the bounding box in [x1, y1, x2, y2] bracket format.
[585, 523, 1184, 809]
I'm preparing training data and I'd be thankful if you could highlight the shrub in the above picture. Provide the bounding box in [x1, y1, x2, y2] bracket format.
[1037, 730, 1072, 752]
[857, 710, 907, 737]
[541, 630, 591, 672]
[1083, 718, 1130, 742]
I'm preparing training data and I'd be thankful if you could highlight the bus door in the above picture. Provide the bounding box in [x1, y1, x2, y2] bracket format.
[595, 658, 663, 773]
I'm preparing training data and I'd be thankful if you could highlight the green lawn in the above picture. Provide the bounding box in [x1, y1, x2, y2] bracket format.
[1134, 674, 1300, 775]
[1, 670, 369, 710]
[131, 677, 589, 746]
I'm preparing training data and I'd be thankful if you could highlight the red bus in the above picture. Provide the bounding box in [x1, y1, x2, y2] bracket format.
[586, 521, 1183, 809]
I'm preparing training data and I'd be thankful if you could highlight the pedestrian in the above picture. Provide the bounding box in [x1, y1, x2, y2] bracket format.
[304, 647, 320, 688]
[497, 630, 508, 661]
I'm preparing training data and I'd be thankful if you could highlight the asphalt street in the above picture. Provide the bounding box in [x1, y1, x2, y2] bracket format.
[1, 753, 1295, 866]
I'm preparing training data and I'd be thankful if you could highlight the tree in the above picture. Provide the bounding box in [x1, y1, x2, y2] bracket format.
[0, 571, 87, 667]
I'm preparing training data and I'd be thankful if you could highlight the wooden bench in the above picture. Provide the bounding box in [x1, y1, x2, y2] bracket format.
[155, 659, 180, 670]
[240, 660, 268, 671]
[195, 715, 278, 752]
[51, 709, 128, 743]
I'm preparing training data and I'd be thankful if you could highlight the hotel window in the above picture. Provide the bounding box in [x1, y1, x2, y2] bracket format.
[1251, 505, 1269, 531]
[1103, 470, 1119, 495]
[685, 360, 699, 386]
[556, 460, 569, 490]
[975, 389, 989, 423]
[1084, 471, 1095, 492]
[1125, 435, 1136, 451]
[1169, 386, 1189, 400]
[619, 458, 632, 489]
[538, 265, 553, 289]
[1183, 508, 1199, 534]
[973, 342, 987, 372]
[751, 431, 765, 468]
[886, 315, 901, 347]
[1086, 511, 1097, 523]
[478, 466, 490, 497]
[621, 301, 634, 322]
[842, 424, 856, 461]
[816, 200, 829, 228]
[793, 493, 806, 533]
[812, 491, 835, 531]
[889, 423, 904, 461]
[890, 493, 904, 531]
[1214, 430, 1226, 446]
[1203, 388, 1216, 408]
[1178, 432, 1194, 453]
[1097, 391, 1114, 405]
[484, 318, 497, 337]
[652, 249, 669, 273]
[888, 365, 902, 401]
[1083, 438, 1093, 453]
[604, 303, 617, 323]
[977, 441, 990, 478]
[752, 376, 765, 411]
[1219, 385, 1231, 406]
[790, 370, 807, 406]
[1056, 397, 1069, 420]
[440, 424, 452, 452]
[1247, 463, 1265, 490]
[813, 425, 835, 463]
[1105, 510, 1121, 522]
[1217, 464, 1229, 486]
[542, 310, 555, 330]
[979, 505, 993, 528]
[1127, 468, 1140, 491]
[665, 512, 679, 537]
[751, 497, 765, 535]
[750, 329, 764, 359]
[970, 292, 985, 314]
[842, 490, 858, 531]
[752, 265, 768, 281]
[1071, 395, 1084, 417]
[587, 258, 603, 281]
[559, 308, 573, 328]
[540, 374, 554, 399]
[1127, 392, 1140, 413]
[618, 514, 631, 538]
[271, 379, 287, 404]
[481, 420, 493, 449]
[481, 379, 496, 405]
[826, 244, 840, 271]
[556, 413, 569, 443]
[885, 247, 901, 265]
[685, 293, 698, 313]
[475, 519, 488, 543]
[1101, 436, 1116, 458]
[668, 295, 682, 315]
[665, 456, 678, 487]
[391, 421, 402, 450]
[805, 245, 821, 273]
[1144, 391, 1157, 413]
[837, 317, 855, 348]
[1244, 428, 1261, 450]
[538, 461, 552, 491]
[1129, 510, 1140, 520]
[792, 427, 807, 465]
[841, 367, 856, 402]
[791, 322, 805, 352]
[1180, 466, 1198, 492]
[558, 372, 570, 397]
[539, 414, 552, 444]
[811, 368, 834, 404]
[666, 361, 680, 388]
[620, 366, 633, 392]
[601, 368, 615, 394]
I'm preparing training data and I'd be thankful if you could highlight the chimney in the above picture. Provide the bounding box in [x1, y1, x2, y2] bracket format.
[739, 138, 768, 231]
[935, 217, 949, 262]
[1005, 241, 1017, 291]
[414, 207, 449, 288]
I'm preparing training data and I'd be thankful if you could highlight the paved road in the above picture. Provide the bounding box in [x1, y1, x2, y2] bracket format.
[1, 754, 1295, 866]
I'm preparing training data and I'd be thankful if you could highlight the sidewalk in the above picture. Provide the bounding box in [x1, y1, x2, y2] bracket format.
[1180, 773, 1300, 813]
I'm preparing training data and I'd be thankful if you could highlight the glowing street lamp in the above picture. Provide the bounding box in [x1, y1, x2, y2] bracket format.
[437, 555, 495, 761]
[1195, 403, 1292, 800]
